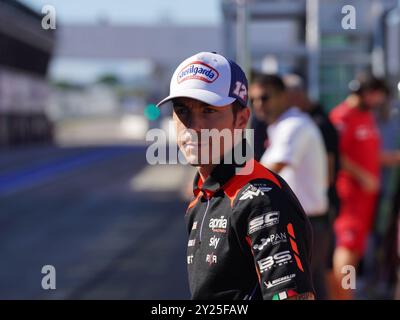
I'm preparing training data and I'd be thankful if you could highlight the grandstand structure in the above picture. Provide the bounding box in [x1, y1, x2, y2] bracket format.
[0, 0, 56, 146]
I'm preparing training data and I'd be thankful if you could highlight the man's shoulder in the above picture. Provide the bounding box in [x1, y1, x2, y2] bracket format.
[274, 116, 321, 151]
[230, 173, 307, 225]
[276, 110, 313, 135]
[224, 161, 287, 210]
[239, 176, 280, 196]
[330, 102, 358, 123]
[232, 177, 283, 209]
[221, 160, 279, 200]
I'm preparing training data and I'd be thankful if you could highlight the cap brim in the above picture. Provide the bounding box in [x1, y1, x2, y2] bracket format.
[156, 88, 236, 107]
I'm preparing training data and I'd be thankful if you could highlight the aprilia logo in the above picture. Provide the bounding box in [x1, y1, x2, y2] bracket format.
[209, 216, 227, 233]
[239, 184, 269, 201]
[239, 188, 264, 201]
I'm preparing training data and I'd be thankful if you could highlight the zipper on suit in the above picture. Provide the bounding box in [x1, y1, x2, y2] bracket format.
[198, 194, 210, 244]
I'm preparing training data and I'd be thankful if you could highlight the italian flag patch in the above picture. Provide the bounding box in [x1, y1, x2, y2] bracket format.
[272, 289, 298, 300]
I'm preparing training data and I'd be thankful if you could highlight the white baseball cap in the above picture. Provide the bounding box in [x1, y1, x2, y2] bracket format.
[157, 51, 248, 108]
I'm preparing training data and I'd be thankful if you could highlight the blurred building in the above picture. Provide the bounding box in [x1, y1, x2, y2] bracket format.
[51, 24, 222, 106]
[48, 84, 120, 119]
[8, 0, 398, 142]
[386, 1, 400, 96]
[0, 0, 56, 146]
[222, 0, 400, 109]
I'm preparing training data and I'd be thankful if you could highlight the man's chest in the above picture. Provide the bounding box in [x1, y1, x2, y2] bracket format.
[186, 196, 237, 269]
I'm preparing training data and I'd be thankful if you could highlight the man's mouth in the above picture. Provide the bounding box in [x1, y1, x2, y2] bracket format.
[183, 141, 207, 148]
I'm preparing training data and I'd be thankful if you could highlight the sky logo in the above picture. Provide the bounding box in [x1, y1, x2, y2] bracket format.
[177, 62, 219, 84]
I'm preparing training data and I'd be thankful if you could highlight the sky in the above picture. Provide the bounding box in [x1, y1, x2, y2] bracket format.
[19, 0, 222, 25]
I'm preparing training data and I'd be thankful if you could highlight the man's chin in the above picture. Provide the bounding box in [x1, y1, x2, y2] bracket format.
[186, 157, 206, 167]
[184, 154, 201, 166]
[189, 163, 201, 168]
[184, 154, 216, 167]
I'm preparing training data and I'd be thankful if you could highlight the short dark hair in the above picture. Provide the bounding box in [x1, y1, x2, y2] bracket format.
[350, 74, 390, 96]
[251, 72, 286, 93]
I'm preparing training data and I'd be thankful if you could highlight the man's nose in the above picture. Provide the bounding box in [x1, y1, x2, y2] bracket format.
[186, 114, 206, 131]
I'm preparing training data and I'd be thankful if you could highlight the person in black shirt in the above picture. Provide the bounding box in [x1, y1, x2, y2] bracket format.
[157, 52, 315, 300]
[249, 71, 269, 162]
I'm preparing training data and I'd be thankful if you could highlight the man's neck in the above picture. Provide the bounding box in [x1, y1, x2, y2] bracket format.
[272, 105, 291, 124]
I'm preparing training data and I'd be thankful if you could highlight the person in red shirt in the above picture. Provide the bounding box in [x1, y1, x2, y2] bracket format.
[329, 75, 390, 299]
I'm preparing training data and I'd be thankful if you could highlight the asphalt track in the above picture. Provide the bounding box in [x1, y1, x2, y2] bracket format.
[0, 145, 190, 299]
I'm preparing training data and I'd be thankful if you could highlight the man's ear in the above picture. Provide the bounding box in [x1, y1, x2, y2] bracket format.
[235, 106, 250, 129]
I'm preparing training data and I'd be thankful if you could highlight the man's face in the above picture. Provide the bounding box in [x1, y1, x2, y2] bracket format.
[172, 98, 249, 166]
[249, 83, 268, 121]
[250, 83, 285, 124]
[361, 90, 388, 110]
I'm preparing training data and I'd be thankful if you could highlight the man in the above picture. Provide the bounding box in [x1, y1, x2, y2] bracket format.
[283, 74, 340, 213]
[374, 100, 400, 297]
[157, 52, 315, 300]
[249, 71, 269, 161]
[251, 74, 329, 299]
[283, 74, 340, 299]
[329, 75, 396, 299]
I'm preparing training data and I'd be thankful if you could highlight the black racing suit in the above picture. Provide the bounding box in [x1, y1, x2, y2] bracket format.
[185, 157, 315, 300]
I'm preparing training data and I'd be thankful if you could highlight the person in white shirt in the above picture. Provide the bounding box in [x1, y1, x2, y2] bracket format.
[249, 74, 330, 299]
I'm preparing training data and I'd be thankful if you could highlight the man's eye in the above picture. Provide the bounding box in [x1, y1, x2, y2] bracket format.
[203, 108, 217, 114]
[174, 107, 188, 115]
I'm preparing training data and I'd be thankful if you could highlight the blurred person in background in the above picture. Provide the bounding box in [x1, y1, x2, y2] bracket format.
[393, 177, 400, 300]
[252, 74, 329, 299]
[329, 74, 400, 300]
[249, 71, 269, 161]
[283, 74, 339, 299]
[364, 98, 400, 298]
[157, 52, 315, 300]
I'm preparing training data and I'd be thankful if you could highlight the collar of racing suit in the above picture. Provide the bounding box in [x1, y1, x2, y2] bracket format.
[192, 138, 250, 199]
